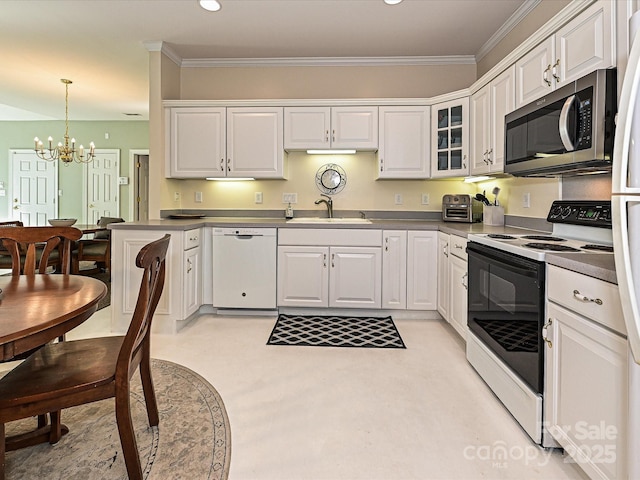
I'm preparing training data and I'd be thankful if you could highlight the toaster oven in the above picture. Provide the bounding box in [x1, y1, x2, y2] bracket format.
[442, 194, 482, 223]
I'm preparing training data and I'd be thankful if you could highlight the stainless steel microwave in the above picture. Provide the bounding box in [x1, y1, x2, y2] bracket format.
[504, 69, 616, 177]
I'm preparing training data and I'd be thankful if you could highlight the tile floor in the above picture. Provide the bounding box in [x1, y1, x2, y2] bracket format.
[68, 308, 589, 480]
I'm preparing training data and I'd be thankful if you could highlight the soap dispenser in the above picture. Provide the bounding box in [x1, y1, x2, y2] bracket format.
[285, 202, 294, 219]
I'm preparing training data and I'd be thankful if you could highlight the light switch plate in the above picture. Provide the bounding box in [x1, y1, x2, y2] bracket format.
[195, 191, 203, 203]
[255, 192, 263, 204]
[394, 193, 403, 205]
[421, 193, 430, 205]
[282, 193, 298, 204]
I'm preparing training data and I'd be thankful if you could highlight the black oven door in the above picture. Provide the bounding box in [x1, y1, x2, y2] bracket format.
[466, 242, 545, 394]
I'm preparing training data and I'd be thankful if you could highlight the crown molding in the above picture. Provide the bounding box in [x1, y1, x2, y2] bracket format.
[475, 0, 541, 62]
[143, 41, 182, 66]
[180, 55, 476, 68]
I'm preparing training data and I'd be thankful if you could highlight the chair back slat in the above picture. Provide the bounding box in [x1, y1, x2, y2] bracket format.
[0, 226, 82, 275]
[117, 235, 171, 379]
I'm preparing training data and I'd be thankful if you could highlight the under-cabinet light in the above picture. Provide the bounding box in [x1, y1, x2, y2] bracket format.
[463, 175, 493, 183]
[206, 177, 255, 181]
[306, 149, 356, 155]
[199, 0, 221, 12]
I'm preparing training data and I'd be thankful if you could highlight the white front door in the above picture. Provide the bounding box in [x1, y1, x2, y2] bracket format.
[85, 149, 120, 223]
[9, 149, 58, 225]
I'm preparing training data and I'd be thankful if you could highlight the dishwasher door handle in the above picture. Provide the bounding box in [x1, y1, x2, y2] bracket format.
[233, 235, 256, 240]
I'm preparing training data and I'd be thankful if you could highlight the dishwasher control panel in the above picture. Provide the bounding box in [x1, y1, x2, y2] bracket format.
[213, 227, 276, 236]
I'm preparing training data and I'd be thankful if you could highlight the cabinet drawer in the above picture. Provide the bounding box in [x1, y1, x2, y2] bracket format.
[449, 235, 468, 260]
[547, 265, 625, 335]
[183, 229, 201, 250]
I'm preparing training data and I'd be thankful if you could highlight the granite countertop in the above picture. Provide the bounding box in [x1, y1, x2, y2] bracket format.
[109, 216, 616, 284]
[545, 253, 617, 285]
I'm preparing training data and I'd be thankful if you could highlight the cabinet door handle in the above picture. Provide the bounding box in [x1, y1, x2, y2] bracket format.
[487, 148, 493, 164]
[385, 237, 389, 251]
[483, 150, 488, 164]
[443, 244, 448, 257]
[552, 59, 560, 82]
[227, 158, 231, 172]
[332, 129, 336, 143]
[323, 253, 327, 268]
[572, 289, 603, 305]
[331, 253, 335, 268]
[220, 158, 224, 171]
[380, 158, 384, 172]
[542, 318, 553, 348]
[187, 258, 192, 274]
[462, 272, 468, 290]
[325, 130, 329, 143]
[543, 64, 552, 86]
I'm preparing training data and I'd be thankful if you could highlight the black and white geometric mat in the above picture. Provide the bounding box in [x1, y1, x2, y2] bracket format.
[267, 314, 406, 349]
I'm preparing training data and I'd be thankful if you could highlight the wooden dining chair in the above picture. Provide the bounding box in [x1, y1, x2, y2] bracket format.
[0, 226, 82, 276]
[72, 216, 124, 274]
[0, 234, 170, 480]
[0, 221, 24, 271]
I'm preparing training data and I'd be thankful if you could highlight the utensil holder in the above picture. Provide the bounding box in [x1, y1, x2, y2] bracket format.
[483, 205, 504, 226]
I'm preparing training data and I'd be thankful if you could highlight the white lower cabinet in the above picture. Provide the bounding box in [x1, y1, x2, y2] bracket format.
[277, 245, 381, 308]
[407, 231, 438, 310]
[277, 229, 382, 309]
[545, 265, 627, 480]
[448, 253, 468, 338]
[436, 232, 450, 320]
[382, 230, 407, 309]
[111, 228, 202, 334]
[436, 232, 467, 338]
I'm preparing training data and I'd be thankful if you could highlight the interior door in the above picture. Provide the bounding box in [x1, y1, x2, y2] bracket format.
[9, 149, 58, 225]
[85, 149, 120, 223]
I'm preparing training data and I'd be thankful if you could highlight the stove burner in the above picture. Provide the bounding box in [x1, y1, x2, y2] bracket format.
[522, 235, 566, 242]
[581, 244, 614, 252]
[487, 234, 516, 240]
[524, 243, 581, 252]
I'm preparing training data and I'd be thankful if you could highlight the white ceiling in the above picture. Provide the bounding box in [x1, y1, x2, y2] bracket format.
[0, 0, 533, 121]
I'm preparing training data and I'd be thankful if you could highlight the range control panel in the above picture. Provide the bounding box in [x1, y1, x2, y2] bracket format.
[547, 200, 612, 228]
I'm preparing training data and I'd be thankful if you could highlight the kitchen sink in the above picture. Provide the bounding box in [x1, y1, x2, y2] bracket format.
[286, 217, 372, 224]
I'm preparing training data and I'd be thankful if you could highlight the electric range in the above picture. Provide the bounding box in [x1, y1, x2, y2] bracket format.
[465, 200, 612, 446]
[468, 200, 613, 261]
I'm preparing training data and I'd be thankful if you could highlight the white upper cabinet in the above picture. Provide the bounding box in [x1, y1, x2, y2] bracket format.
[284, 106, 378, 150]
[166, 107, 226, 178]
[226, 107, 285, 179]
[431, 97, 469, 178]
[471, 65, 515, 175]
[377, 106, 431, 179]
[515, 0, 614, 109]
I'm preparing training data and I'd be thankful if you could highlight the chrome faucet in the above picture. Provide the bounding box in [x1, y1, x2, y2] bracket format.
[315, 194, 333, 218]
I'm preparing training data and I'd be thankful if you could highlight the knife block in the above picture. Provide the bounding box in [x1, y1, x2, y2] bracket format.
[483, 205, 504, 226]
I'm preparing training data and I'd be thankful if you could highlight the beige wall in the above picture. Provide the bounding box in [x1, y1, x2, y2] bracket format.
[180, 64, 477, 100]
[477, 0, 571, 78]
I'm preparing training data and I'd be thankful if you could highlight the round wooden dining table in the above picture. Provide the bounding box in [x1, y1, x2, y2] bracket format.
[0, 274, 107, 361]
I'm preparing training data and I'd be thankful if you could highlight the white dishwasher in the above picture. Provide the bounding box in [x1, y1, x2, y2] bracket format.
[212, 227, 277, 309]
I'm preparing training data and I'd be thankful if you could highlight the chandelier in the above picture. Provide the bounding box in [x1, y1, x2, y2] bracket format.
[34, 79, 95, 164]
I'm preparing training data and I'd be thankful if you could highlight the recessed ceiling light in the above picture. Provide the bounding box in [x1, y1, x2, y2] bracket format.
[384, 0, 403, 5]
[199, 0, 221, 12]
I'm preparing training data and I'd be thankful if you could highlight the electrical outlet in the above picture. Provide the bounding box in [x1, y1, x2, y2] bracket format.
[394, 193, 403, 205]
[523, 192, 531, 208]
[195, 191, 203, 203]
[255, 192, 263, 204]
[174, 192, 181, 202]
[421, 193, 430, 205]
[282, 193, 298, 204]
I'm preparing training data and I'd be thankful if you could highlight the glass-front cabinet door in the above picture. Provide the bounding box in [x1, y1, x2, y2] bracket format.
[431, 97, 469, 178]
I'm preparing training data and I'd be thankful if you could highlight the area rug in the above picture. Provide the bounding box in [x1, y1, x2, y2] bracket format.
[5, 359, 231, 480]
[267, 314, 406, 348]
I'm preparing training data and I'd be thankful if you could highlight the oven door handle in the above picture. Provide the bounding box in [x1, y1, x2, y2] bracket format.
[467, 247, 541, 280]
